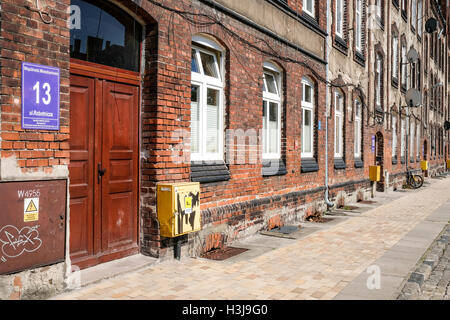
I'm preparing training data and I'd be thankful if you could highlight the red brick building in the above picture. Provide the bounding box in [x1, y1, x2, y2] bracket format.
[0, 0, 447, 299]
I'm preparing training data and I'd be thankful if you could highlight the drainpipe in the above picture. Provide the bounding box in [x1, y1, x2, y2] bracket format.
[324, 0, 334, 208]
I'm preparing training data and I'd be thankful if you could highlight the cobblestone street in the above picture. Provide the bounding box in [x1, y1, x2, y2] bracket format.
[52, 176, 450, 300]
[398, 225, 450, 300]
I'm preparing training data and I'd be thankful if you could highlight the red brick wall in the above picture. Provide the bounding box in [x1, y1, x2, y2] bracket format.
[0, 0, 70, 174]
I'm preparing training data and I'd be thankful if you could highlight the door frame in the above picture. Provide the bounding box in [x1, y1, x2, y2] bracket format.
[69, 58, 142, 269]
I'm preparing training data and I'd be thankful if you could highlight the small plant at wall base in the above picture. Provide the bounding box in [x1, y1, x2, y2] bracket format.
[336, 196, 346, 209]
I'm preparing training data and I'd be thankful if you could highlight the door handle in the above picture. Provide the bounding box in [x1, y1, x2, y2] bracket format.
[98, 163, 106, 184]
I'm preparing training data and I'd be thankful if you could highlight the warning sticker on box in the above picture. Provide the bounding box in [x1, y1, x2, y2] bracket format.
[24, 198, 39, 222]
[185, 196, 192, 214]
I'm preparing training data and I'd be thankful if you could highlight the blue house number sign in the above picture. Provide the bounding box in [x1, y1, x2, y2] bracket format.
[22, 62, 60, 131]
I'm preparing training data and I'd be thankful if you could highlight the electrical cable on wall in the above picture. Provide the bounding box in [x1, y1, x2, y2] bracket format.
[26, 0, 53, 24]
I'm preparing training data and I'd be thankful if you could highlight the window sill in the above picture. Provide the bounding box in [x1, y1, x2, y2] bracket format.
[392, 77, 399, 88]
[333, 36, 348, 55]
[262, 159, 287, 177]
[401, 11, 407, 21]
[354, 50, 365, 67]
[191, 160, 230, 183]
[301, 158, 319, 173]
[334, 158, 346, 170]
[392, 0, 399, 10]
[401, 85, 407, 94]
[392, 156, 398, 165]
[354, 158, 363, 168]
[377, 17, 385, 31]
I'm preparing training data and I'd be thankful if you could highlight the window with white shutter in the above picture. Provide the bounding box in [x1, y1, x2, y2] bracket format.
[262, 62, 282, 160]
[191, 37, 224, 161]
[335, 91, 344, 158]
[301, 78, 314, 158]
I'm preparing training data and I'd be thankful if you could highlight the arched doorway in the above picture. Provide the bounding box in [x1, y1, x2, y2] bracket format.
[375, 132, 384, 192]
[69, 0, 143, 269]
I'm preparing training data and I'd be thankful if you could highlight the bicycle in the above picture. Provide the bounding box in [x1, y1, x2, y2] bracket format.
[405, 169, 424, 189]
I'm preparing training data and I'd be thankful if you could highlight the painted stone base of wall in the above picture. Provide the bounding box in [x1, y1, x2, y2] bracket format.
[0, 263, 65, 300]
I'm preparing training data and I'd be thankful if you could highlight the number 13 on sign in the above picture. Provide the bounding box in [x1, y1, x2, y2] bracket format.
[32, 82, 52, 105]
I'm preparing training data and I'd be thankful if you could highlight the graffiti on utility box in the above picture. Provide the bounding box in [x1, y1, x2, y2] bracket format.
[0, 180, 66, 275]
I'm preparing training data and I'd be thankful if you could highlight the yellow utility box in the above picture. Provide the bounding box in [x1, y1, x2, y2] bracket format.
[421, 161, 429, 171]
[157, 182, 201, 238]
[447, 160, 450, 169]
[369, 166, 380, 182]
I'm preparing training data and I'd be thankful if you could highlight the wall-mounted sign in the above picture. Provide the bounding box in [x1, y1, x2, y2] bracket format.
[22, 62, 60, 131]
[371, 136, 376, 152]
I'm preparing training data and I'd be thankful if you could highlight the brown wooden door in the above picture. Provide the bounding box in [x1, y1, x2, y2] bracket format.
[69, 75, 96, 265]
[69, 71, 139, 270]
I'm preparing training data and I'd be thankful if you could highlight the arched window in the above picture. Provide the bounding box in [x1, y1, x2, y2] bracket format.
[354, 98, 362, 159]
[401, 39, 407, 91]
[392, 112, 398, 162]
[416, 122, 420, 160]
[400, 116, 406, 162]
[355, 0, 363, 52]
[191, 35, 224, 161]
[334, 90, 344, 159]
[392, 32, 399, 83]
[262, 62, 282, 159]
[335, 0, 344, 38]
[301, 77, 314, 158]
[375, 53, 383, 111]
[70, 0, 142, 72]
[410, 120, 415, 160]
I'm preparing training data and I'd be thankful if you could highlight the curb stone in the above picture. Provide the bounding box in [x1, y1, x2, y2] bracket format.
[397, 224, 450, 300]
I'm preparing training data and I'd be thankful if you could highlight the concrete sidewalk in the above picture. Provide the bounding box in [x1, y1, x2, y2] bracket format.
[52, 177, 450, 300]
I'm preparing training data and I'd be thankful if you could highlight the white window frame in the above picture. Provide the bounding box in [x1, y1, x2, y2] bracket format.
[335, 0, 344, 38]
[191, 38, 224, 162]
[416, 124, 420, 158]
[301, 77, 315, 158]
[375, 54, 382, 109]
[303, 0, 315, 18]
[334, 91, 344, 158]
[392, 35, 399, 80]
[355, 0, 362, 52]
[376, 0, 382, 20]
[392, 116, 397, 157]
[411, 0, 417, 30]
[262, 62, 282, 160]
[417, 0, 423, 36]
[354, 99, 362, 158]
[401, 43, 407, 88]
[400, 118, 405, 157]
